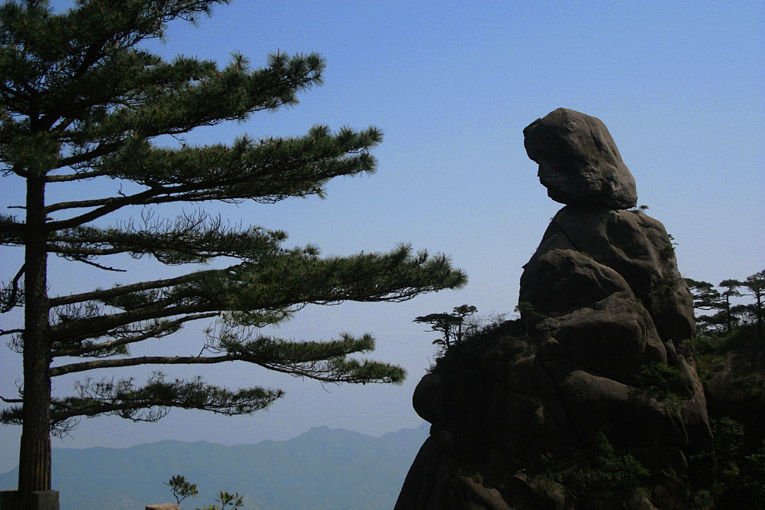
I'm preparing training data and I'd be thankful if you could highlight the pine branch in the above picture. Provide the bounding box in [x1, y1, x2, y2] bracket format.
[1, 372, 283, 436]
[44, 196, 126, 214]
[0, 215, 24, 241]
[49, 266, 226, 308]
[50, 354, 237, 377]
[35, 48, 325, 179]
[50, 302, 216, 345]
[8, 1, 234, 125]
[46, 142, 126, 176]
[46, 211, 287, 265]
[50, 332, 405, 385]
[50, 374, 281, 422]
[45, 168, 112, 182]
[72, 257, 127, 272]
[46, 244, 465, 346]
[45, 187, 162, 232]
[0, 264, 25, 312]
[258, 357, 406, 384]
[51, 312, 218, 358]
[44, 126, 380, 231]
[224, 333, 407, 384]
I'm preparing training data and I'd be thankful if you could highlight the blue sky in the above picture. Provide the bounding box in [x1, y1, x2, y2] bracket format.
[1, 0, 763, 473]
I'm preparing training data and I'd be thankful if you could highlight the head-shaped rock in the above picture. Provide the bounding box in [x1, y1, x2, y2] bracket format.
[523, 108, 638, 209]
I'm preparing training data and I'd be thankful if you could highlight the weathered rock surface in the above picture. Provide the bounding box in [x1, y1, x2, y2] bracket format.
[395, 109, 714, 510]
[524, 108, 638, 209]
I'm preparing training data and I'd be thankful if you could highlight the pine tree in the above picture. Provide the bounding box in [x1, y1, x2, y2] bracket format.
[718, 279, 743, 334]
[741, 270, 765, 336]
[685, 278, 724, 334]
[414, 304, 478, 350]
[0, 0, 467, 500]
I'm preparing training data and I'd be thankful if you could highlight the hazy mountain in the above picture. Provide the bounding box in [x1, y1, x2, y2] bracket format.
[0, 424, 428, 510]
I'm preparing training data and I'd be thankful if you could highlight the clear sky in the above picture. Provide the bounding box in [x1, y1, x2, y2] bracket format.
[1, 0, 763, 473]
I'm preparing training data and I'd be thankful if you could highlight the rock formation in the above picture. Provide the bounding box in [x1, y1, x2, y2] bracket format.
[395, 109, 715, 510]
[524, 108, 637, 209]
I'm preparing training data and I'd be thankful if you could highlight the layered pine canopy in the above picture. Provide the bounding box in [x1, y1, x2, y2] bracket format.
[0, 0, 466, 436]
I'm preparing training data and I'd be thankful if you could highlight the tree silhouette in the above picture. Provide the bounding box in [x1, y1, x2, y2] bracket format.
[0, 0, 466, 499]
[414, 304, 478, 351]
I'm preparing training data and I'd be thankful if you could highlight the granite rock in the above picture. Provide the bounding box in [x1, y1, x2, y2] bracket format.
[395, 111, 713, 510]
[523, 108, 638, 209]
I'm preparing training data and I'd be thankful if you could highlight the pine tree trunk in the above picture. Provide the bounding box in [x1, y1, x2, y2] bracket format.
[18, 435, 51, 491]
[18, 174, 52, 503]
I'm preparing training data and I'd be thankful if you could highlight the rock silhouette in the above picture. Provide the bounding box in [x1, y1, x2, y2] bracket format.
[524, 108, 638, 209]
[395, 109, 714, 510]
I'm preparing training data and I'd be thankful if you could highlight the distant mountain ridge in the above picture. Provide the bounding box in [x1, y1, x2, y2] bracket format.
[0, 424, 429, 510]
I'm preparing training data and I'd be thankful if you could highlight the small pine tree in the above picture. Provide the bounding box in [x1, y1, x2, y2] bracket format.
[742, 270, 765, 336]
[719, 279, 743, 334]
[166, 474, 199, 505]
[414, 304, 477, 350]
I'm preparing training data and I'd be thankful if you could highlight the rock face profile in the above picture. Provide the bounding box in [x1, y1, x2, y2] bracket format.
[524, 108, 638, 209]
[395, 109, 714, 510]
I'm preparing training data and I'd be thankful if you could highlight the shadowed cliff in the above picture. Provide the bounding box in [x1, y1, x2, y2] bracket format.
[395, 109, 719, 510]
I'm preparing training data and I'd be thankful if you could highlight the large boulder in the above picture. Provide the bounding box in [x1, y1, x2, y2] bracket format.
[528, 206, 695, 343]
[523, 108, 638, 209]
[395, 109, 714, 510]
[395, 322, 714, 509]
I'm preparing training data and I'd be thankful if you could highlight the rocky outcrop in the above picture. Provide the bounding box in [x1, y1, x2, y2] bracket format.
[524, 108, 637, 209]
[395, 109, 715, 510]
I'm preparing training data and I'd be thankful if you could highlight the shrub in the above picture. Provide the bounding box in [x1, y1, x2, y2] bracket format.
[165, 475, 244, 510]
[635, 361, 682, 402]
